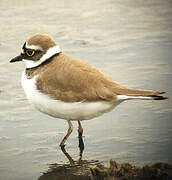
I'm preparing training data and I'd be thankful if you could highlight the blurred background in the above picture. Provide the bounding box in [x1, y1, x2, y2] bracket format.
[0, 0, 172, 179]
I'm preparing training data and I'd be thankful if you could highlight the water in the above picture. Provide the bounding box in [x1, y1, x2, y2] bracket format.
[0, 0, 172, 179]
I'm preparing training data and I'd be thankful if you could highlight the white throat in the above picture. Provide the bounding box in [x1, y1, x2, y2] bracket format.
[23, 45, 61, 68]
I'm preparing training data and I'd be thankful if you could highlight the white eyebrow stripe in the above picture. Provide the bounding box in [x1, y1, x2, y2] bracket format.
[25, 43, 43, 51]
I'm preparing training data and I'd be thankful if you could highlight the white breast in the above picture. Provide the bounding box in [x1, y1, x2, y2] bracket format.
[21, 71, 122, 121]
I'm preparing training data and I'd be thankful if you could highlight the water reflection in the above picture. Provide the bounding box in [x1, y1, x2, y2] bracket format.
[61, 135, 85, 165]
[38, 142, 99, 180]
[38, 159, 99, 180]
[39, 137, 119, 180]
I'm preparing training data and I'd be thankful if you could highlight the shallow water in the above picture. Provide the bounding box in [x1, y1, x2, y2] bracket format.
[0, 0, 172, 179]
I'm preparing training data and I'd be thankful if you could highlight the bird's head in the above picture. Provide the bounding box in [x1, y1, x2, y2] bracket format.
[10, 34, 61, 68]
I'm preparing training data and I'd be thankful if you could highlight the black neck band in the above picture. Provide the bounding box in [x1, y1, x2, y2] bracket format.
[26, 52, 61, 71]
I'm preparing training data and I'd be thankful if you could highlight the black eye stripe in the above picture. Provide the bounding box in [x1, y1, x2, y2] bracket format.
[35, 49, 42, 53]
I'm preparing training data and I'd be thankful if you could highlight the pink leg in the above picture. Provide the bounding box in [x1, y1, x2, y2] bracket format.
[60, 120, 73, 147]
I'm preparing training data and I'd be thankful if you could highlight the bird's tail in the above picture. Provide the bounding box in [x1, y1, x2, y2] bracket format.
[116, 87, 168, 101]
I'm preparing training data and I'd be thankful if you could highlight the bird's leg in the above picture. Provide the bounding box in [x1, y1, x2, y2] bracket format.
[78, 120, 83, 137]
[60, 120, 73, 147]
[78, 120, 84, 157]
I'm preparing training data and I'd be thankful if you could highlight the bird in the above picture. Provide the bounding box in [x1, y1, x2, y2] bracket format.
[10, 34, 167, 151]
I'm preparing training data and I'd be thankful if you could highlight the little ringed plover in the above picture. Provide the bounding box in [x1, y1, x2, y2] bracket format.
[10, 34, 167, 148]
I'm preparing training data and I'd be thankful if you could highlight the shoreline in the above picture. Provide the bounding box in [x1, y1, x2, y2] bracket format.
[39, 159, 172, 180]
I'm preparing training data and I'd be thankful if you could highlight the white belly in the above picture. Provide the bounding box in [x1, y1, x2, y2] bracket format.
[21, 71, 122, 121]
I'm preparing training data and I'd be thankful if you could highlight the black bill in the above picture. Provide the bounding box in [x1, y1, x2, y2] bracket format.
[10, 54, 24, 63]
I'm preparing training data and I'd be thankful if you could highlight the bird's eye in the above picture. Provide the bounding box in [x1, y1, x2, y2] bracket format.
[26, 49, 35, 56]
